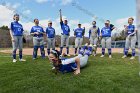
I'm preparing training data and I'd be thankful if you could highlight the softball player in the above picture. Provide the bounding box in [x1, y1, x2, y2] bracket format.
[46, 21, 55, 55]
[100, 20, 115, 58]
[59, 9, 70, 56]
[30, 19, 45, 59]
[122, 17, 137, 59]
[49, 44, 94, 75]
[9, 14, 26, 62]
[74, 23, 85, 55]
[89, 21, 100, 56]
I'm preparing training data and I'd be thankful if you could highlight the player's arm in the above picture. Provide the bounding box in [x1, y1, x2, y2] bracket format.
[89, 29, 91, 39]
[129, 27, 137, 36]
[59, 9, 63, 22]
[42, 28, 46, 35]
[100, 29, 103, 37]
[10, 29, 14, 42]
[54, 28, 56, 37]
[97, 27, 100, 37]
[74, 29, 76, 36]
[110, 24, 115, 31]
[82, 27, 85, 36]
[68, 27, 70, 36]
[74, 58, 81, 75]
[9, 23, 14, 42]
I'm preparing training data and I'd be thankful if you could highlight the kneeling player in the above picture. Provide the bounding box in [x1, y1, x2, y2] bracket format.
[49, 44, 94, 75]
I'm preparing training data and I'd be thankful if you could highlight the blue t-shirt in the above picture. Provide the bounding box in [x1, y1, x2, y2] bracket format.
[10, 21, 24, 36]
[30, 26, 44, 37]
[74, 28, 84, 38]
[101, 27, 112, 37]
[60, 22, 70, 35]
[127, 25, 135, 35]
[46, 27, 55, 38]
[59, 58, 77, 73]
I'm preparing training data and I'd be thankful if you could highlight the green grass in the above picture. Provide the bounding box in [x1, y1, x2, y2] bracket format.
[0, 53, 140, 93]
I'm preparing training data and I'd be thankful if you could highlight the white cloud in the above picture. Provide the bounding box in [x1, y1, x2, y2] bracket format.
[61, 0, 73, 5]
[0, 5, 14, 27]
[23, 9, 31, 15]
[12, 3, 21, 9]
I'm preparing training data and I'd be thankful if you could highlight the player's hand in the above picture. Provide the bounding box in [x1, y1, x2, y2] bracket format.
[34, 32, 39, 35]
[74, 69, 80, 75]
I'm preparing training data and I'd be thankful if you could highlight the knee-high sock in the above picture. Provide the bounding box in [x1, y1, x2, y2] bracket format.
[102, 48, 105, 55]
[108, 48, 112, 55]
[75, 48, 77, 54]
[47, 49, 50, 55]
[19, 50, 22, 59]
[60, 47, 63, 54]
[13, 50, 16, 59]
[33, 46, 38, 58]
[132, 49, 135, 56]
[78, 47, 81, 53]
[124, 48, 129, 56]
[66, 47, 69, 54]
[40, 45, 45, 58]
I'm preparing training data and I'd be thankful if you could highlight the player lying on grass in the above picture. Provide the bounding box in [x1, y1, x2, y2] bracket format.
[48, 44, 94, 75]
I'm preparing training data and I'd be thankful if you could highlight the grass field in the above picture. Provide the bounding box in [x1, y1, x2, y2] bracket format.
[0, 53, 140, 93]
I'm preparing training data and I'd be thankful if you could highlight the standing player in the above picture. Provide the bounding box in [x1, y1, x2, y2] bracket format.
[122, 17, 137, 59]
[46, 21, 56, 55]
[30, 19, 46, 59]
[9, 14, 26, 62]
[49, 44, 94, 75]
[89, 21, 100, 56]
[59, 9, 70, 56]
[74, 23, 85, 55]
[100, 20, 115, 58]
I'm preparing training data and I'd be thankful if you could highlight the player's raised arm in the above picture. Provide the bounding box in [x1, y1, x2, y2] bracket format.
[59, 9, 63, 22]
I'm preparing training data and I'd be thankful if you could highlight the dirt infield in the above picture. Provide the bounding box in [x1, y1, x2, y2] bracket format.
[0, 48, 138, 56]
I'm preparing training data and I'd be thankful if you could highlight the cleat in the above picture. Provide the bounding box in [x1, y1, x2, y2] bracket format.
[52, 67, 55, 70]
[13, 59, 17, 63]
[19, 59, 26, 62]
[130, 56, 135, 60]
[100, 55, 104, 57]
[122, 55, 127, 58]
[33, 58, 36, 60]
[109, 55, 112, 58]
